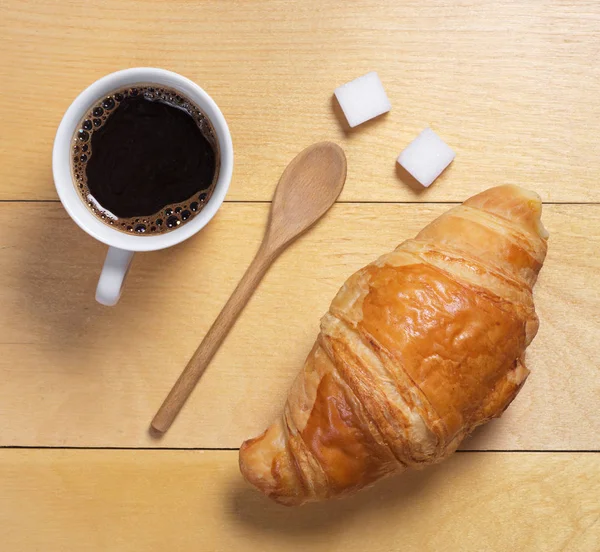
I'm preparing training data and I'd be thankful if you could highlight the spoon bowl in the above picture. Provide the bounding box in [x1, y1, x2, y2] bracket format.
[265, 142, 347, 253]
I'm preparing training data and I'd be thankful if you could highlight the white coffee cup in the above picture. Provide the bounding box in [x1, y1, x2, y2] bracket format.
[53, 68, 233, 306]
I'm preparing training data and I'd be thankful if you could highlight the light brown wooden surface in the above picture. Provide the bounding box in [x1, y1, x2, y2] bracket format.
[1, 450, 598, 552]
[2, 0, 600, 203]
[1, 202, 598, 449]
[1, 0, 600, 550]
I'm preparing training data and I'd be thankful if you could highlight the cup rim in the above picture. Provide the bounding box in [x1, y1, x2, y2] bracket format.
[52, 67, 233, 252]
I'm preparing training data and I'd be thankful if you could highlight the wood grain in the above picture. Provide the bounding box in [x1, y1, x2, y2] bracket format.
[0, 449, 598, 552]
[2, 0, 600, 202]
[1, 202, 598, 449]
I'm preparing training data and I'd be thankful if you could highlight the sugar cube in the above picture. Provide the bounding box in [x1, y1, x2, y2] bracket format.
[397, 128, 455, 187]
[334, 72, 391, 128]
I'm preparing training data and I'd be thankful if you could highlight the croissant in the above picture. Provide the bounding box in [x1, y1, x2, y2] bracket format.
[239, 185, 548, 505]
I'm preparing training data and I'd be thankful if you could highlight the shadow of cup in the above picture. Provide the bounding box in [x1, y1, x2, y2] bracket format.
[12, 199, 214, 363]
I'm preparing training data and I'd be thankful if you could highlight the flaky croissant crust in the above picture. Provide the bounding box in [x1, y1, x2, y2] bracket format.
[240, 185, 548, 505]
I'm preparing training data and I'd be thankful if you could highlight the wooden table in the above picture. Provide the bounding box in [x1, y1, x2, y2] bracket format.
[1, 1, 599, 550]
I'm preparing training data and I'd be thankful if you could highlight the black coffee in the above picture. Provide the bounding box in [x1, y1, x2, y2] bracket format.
[72, 85, 219, 234]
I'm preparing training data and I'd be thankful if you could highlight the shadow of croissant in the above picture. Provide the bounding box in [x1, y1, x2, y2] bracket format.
[226, 453, 459, 535]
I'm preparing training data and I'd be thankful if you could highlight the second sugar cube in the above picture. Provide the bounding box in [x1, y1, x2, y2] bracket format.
[334, 72, 391, 128]
[398, 128, 456, 188]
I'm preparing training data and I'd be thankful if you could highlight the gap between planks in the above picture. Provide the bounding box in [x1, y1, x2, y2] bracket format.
[0, 446, 598, 453]
[1, 199, 600, 205]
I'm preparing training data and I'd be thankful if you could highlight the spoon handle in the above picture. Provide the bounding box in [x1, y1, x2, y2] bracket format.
[151, 245, 276, 433]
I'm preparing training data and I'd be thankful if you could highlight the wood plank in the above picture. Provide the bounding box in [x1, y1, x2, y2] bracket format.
[0, 450, 598, 552]
[0, 203, 598, 449]
[2, 0, 600, 202]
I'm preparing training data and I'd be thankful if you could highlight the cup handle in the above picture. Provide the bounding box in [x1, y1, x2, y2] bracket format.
[95, 247, 135, 306]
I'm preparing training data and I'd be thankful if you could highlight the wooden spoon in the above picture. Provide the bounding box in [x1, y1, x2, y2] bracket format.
[151, 142, 347, 433]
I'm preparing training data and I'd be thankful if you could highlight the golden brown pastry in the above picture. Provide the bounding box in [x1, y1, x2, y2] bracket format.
[239, 185, 548, 505]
